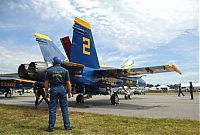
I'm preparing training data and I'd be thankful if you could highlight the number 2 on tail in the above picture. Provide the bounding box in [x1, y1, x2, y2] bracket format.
[83, 37, 90, 55]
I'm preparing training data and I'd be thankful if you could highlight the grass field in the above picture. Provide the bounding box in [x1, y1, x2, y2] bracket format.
[0, 104, 199, 135]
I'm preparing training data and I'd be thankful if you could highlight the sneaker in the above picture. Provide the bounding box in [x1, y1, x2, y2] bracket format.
[65, 128, 72, 130]
[46, 128, 54, 132]
[65, 126, 74, 130]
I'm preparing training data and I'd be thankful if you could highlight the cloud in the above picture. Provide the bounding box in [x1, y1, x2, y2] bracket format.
[7, 0, 198, 53]
[98, 50, 156, 68]
[0, 23, 21, 31]
[0, 41, 43, 73]
[2, 0, 198, 84]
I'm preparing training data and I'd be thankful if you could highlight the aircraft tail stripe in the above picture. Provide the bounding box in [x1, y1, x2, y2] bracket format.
[34, 33, 52, 41]
[36, 38, 48, 44]
[73, 25, 86, 35]
[35, 33, 66, 63]
[74, 17, 91, 30]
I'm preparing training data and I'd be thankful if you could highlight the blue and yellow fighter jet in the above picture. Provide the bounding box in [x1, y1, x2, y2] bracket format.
[0, 18, 181, 103]
[0, 75, 35, 98]
[32, 18, 181, 104]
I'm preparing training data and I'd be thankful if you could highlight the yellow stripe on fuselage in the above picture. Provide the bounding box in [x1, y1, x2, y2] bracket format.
[34, 33, 52, 41]
[19, 80, 36, 83]
[126, 72, 137, 76]
[74, 17, 91, 30]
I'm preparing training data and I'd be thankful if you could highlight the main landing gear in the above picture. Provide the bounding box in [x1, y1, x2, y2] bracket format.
[76, 93, 120, 105]
[110, 93, 119, 105]
[76, 94, 84, 103]
[76, 94, 93, 103]
[5, 91, 11, 98]
[4, 88, 12, 98]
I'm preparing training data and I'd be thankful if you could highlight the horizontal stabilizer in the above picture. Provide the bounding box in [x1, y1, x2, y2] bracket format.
[61, 62, 84, 77]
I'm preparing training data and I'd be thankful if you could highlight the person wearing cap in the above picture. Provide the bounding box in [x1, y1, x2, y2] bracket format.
[44, 56, 72, 132]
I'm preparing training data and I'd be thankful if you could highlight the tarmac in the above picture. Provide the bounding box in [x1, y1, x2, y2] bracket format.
[0, 93, 199, 120]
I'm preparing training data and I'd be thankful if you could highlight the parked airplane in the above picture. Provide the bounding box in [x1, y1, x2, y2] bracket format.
[0, 76, 35, 98]
[0, 18, 181, 104]
[35, 18, 181, 104]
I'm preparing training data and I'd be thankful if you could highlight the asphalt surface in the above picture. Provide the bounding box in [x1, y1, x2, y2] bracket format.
[0, 93, 199, 120]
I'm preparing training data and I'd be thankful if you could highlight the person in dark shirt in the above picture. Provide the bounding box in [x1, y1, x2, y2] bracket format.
[34, 82, 49, 109]
[44, 56, 72, 132]
[189, 82, 194, 100]
[178, 83, 185, 97]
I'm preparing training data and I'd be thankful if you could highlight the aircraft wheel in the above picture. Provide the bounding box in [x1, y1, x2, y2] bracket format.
[111, 93, 119, 105]
[76, 94, 84, 103]
[5, 92, 11, 98]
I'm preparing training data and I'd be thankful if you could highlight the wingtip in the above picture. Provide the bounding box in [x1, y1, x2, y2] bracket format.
[171, 65, 182, 75]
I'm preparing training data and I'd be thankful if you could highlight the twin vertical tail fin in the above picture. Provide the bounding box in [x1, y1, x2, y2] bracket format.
[35, 18, 100, 69]
[34, 33, 66, 63]
[60, 36, 71, 60]
[68, 17, 100, 69]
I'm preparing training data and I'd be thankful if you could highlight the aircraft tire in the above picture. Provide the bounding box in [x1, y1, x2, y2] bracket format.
[76, 94, 84, 103]
[5, 92, 11, 98]
[111, 93, 119, 105]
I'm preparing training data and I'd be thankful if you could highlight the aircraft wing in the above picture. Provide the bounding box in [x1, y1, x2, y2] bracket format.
[95, 65, 181, 77]
[0, 75, 36, 89]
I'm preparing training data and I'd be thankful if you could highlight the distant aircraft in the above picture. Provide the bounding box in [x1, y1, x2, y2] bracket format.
[0, 75, 35, 98]
[0, 18, 181, 104]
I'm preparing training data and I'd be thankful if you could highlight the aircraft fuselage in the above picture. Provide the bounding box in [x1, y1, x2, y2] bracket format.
[69, 67, 146, 95]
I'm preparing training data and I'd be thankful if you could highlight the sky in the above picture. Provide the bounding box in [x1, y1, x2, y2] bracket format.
[0, 0, 199, 85]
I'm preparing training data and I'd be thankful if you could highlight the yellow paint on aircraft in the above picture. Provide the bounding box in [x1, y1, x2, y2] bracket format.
[74, 17, 91, 29]
[34, 33, 52, 41]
